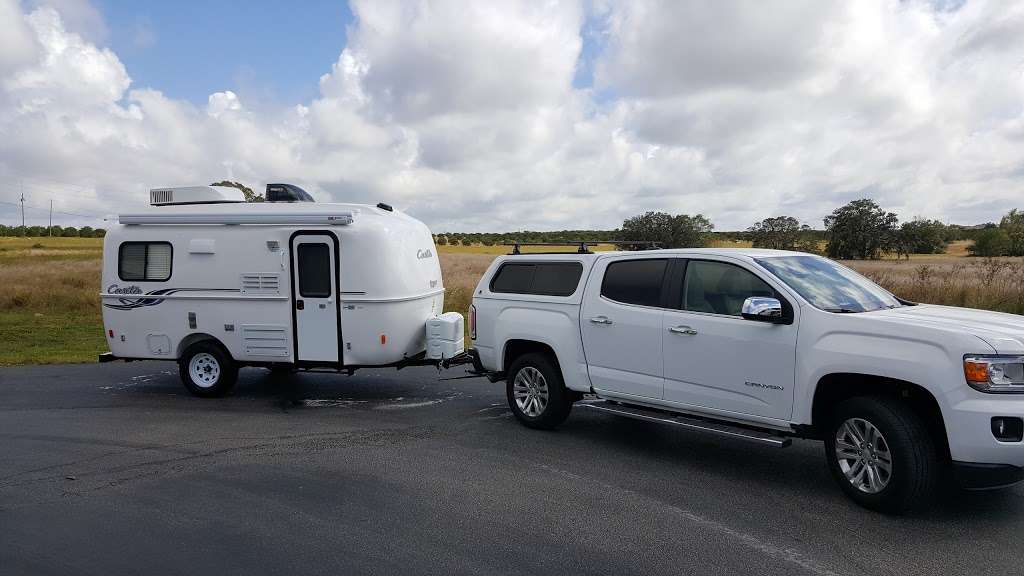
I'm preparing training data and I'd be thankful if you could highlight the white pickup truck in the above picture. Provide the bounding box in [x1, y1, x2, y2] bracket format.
[469, 247, 1024, 513]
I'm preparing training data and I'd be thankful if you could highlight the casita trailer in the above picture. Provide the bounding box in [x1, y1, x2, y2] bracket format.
[100, 184, 468, 396]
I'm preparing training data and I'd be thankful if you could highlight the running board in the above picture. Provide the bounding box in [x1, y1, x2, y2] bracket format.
[578, 400, 792, 448]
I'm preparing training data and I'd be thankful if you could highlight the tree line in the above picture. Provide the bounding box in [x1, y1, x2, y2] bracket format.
[0, 225, 106, 238]
[436, 198, 1024, 260]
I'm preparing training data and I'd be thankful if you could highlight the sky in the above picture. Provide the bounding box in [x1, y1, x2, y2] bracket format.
[0, 0, 1022, 232]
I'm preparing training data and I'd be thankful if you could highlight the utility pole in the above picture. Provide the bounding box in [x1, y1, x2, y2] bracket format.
[20, 192, 25, 229]
[49, 199, 53, 236]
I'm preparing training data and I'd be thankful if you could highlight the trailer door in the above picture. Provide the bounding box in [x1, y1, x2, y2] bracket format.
[291, 234, 340, 363]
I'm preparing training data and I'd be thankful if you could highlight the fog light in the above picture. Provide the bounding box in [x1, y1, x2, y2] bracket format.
[991, 417, 1023, 442]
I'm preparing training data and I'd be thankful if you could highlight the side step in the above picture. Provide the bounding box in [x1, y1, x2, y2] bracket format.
[578, 400, 792, 448]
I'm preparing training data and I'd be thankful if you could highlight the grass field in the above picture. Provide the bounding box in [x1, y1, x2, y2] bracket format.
[0, 237, 1021, 366]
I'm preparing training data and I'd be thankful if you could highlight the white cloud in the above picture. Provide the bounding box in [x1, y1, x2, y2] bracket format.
[0, 0, 1022, 232]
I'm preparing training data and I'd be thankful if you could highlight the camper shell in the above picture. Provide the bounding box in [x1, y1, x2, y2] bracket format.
[100, 185, 467, 395]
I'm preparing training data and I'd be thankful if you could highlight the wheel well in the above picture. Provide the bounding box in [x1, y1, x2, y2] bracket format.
[811, 373, 950, 460]
[176, 333, 229, 359]
[503, 339, 559, 373]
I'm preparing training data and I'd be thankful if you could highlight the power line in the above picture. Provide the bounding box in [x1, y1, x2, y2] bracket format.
[0, 199, 106, 220]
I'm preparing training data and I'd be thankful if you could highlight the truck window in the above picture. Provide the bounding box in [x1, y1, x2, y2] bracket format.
[683, 260, 774, 316]
[118, 242, 172, 281]
[490, 262, 583, 296]
[600, 259, 667, 307]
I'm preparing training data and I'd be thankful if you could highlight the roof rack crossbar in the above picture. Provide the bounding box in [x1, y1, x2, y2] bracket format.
[502, 240, 661, 255]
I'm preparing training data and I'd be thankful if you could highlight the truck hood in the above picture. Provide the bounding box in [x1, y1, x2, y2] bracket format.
[871, 304, 1024, 354]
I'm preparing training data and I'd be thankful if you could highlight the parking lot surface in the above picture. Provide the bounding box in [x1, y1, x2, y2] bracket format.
[2, 362, 1023, 575]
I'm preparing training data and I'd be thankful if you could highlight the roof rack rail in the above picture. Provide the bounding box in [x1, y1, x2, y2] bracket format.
[503, 240, 661, 255]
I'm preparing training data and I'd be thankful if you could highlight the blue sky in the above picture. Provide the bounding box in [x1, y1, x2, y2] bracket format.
[1, 0, 1021, 232]
[98, 0, 354, 106]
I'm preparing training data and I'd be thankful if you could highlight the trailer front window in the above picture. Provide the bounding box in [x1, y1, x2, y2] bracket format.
[118, 242, 172, 281]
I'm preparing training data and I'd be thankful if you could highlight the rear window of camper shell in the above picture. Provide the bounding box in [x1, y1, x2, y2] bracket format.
[489, 261, 584, 297]
[118, 242, 173, 282]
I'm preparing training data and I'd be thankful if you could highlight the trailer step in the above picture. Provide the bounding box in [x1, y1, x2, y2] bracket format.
[578, 400, 791, 448]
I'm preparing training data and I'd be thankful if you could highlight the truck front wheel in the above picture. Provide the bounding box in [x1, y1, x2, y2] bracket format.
[506, 352, 573, 430]
[179, 341, 238, 398]
[824, 396, 940, 514]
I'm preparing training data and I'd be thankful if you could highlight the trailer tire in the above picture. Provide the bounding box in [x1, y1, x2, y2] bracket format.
[506, 352, 572, 430]
[179, 341, 238, 397]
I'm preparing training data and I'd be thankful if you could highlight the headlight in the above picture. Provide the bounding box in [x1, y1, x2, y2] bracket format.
[964, 355, 1024, 393]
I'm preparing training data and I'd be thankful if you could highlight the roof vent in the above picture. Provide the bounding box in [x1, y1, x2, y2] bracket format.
[266, 183, 315, 203]
[150, 186, 246, 206]
[377, 202, 393, 212]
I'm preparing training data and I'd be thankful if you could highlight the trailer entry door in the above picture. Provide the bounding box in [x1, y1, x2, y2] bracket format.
[291, 235, 340, 362]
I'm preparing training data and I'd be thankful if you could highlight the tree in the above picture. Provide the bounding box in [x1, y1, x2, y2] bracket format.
[61, 226, 79, 237]
[747, 216, 803, 250]
[79, 226, 94, 238]
[93, 228, 106, 238]
[1000, 208, 1024, 256]
[435, 235, 448, 246]
[211, 180, 263, 202]
[968, 228, 1011, 257]
[824, 199, 898, 260]
[621, 211, 713, 248]
[896, 218, 948, 257]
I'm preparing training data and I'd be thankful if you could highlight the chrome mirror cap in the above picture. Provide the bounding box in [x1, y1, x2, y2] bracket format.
[742, 297, 783, 322]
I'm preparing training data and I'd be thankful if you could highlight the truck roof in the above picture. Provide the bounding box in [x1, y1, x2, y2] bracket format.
[501, 247, 812, 260]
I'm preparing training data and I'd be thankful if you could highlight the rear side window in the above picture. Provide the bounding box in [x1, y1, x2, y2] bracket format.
[297, 243, 332, 297]
[118, 242, 172, 281]
[601, 259, 668, 307]
[490, 262, 583, 297]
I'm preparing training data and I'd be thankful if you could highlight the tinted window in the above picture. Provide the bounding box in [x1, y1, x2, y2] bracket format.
[601, 259, 667, 307]
[490, 262, 583, 296]
[683, 260, 774, 316]
[118, 242, 172, 281]
[297, 243, 332, 298]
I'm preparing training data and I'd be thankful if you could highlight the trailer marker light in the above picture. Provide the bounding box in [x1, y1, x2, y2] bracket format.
[380, 334, 387, 345]
[108, 329, 113, 338]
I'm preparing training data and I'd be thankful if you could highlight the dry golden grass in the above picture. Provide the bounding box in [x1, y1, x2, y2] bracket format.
[1, 236, 1021, 365]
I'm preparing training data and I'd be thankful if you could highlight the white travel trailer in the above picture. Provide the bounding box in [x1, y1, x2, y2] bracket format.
[100, 184, 467, 396]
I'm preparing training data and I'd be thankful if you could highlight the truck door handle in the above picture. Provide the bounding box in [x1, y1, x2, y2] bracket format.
[669, 325, 698, 335]
[589, 316, 613, 325]
[296, 300, 304, 310]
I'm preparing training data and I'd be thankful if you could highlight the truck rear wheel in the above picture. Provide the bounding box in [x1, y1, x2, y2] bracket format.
[506, 352, 572, 430]
[179, 341, 238, 398]
[824, 396, 940, 514]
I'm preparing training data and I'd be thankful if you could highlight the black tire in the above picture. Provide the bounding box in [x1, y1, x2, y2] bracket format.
[178, 341, 238, 398]
[824, 395, 940, 514]
[506, 352, 573, 430]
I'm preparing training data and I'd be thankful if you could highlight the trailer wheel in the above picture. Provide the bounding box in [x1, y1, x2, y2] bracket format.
[179, 341, 238, 397]
[506, 352, 572, 430]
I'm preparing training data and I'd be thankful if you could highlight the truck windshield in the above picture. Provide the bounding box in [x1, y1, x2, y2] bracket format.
[755, 255, 902, 313]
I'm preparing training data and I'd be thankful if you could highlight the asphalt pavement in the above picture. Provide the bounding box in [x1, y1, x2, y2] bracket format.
[2, 362, 1022, 575]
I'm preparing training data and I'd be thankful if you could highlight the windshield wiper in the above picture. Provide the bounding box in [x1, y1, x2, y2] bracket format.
[824, 307, 859, 313]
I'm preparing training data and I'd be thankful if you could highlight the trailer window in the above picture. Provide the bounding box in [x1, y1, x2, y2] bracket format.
[490, 262, 583, 297]
[118, 242, 172, 281]
[297, 243, 332, 298]
[601, 259, 667, 307]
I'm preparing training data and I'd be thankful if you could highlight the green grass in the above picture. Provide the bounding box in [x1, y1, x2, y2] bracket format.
[0, 310, 106, 366]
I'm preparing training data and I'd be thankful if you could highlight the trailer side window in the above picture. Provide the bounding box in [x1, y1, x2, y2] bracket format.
[490, 262, 583, 296]
[600, 259, 668, 307]
[297, 243, 332, 298]
[118, 242, 172, 281]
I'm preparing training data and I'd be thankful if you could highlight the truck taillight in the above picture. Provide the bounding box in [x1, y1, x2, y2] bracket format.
[469, 304, 477, 340]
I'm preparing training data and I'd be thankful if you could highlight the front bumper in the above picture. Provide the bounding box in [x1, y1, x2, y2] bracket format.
[953, 462, 1024, 490]
[946, 396, 1024, 467]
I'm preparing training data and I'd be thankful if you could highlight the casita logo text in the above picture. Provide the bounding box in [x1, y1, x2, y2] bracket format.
[107, 284, 143, 295]
[416, 249, 434, 259]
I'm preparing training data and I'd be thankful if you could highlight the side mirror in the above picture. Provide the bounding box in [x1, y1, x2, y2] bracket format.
[741, 297, 784, 323]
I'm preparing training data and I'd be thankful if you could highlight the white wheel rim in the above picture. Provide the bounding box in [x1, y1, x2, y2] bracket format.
[835, 417, 893, 494]
[188, 352, 221, 388]
[513, 367, 549, 417]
